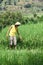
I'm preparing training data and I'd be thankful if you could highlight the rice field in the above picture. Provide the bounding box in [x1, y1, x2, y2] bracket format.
[0, 22, 43, 65]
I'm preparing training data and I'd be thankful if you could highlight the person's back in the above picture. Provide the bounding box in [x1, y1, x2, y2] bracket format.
[9, 25, 17, 37]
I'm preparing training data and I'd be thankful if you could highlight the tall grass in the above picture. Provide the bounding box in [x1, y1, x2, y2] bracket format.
[0, 49, 43, 65]
[0, 23, 43, 49]
[0, 22, 43, 65]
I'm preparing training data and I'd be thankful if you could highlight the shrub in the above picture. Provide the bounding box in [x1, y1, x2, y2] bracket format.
[0, 11, 22, 28]
[29, 14, 43, 24]
[0, 11, 43, 29]
[0, 11, 30, 29]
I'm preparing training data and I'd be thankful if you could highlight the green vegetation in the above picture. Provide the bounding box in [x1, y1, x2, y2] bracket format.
[0, 49, 43, 65]
[0, 11, 43, 30]
[0, 11, 25, 29]
[0, 10, 43, 65]
[0, 22, 43, 49]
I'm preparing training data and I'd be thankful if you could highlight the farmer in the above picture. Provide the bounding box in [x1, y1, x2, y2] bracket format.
[6, 22, 22, 48]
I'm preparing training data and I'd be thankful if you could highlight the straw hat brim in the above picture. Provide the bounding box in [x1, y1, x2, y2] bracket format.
[15, 22, 21, 26]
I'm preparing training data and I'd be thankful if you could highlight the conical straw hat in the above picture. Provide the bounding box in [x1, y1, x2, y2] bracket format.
[15, 22, 21, 26]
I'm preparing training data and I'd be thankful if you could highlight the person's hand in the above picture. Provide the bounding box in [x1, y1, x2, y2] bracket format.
[19, 35, 23, 41]
[6, 34, 8, 39]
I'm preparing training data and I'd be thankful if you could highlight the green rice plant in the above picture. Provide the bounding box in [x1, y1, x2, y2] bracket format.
[0, 49, 43, 65]
[0, 22, 43, 49]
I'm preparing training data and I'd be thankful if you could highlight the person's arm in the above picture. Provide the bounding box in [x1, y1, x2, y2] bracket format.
[17, 28, 20, 35]
[17, 28, 22, 41]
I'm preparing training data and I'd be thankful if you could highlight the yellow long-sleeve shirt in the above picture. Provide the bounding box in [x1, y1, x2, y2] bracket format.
[9, 25, 17, 36]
